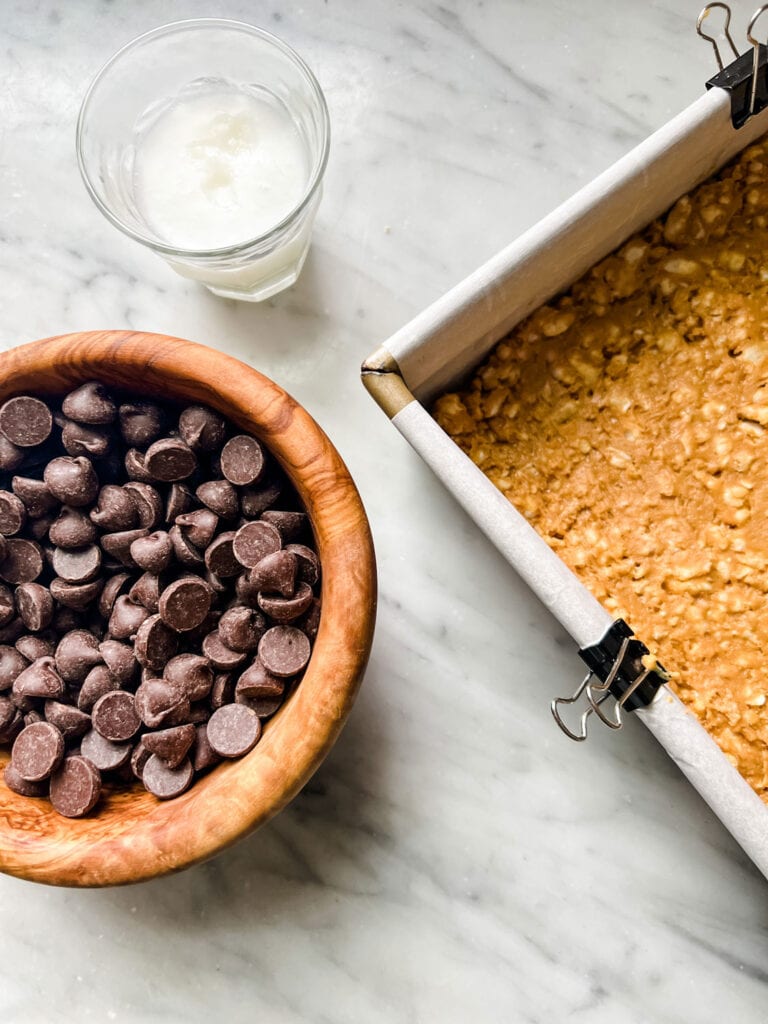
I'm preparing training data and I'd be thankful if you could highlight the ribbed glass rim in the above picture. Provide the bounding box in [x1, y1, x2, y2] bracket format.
[75, 18, 331, 260]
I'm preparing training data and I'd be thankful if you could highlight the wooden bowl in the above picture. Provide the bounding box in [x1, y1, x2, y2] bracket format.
[0, 331, 376, 887]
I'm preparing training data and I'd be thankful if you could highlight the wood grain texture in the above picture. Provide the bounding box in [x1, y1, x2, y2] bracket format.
[0, 331, 377, 887]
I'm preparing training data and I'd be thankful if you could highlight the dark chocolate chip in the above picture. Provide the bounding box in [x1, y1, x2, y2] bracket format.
[158, 576, 212, 633]
[11, 721, 65, 781]
[49, 507, 98, 549]
[55, 629, 103, 683]
[44, 700, 92, 741]
[209, 672, 234, 710]
[130, 740, 152, 780]
[235, 659, 285, 709]
[98, 639, 138, 685]
[0, 618, 25, 644]
[11, 477, 58, 517]
[124, 448, 153, 483]
[129, 572, 161, 613]
[108, 595, 150, 640]
[206, 703, 261, 758]
[92, 690, 140, 742]
[0, 492, 26, 535]
[300, 596, 321, 640]
[61, 420, 112, 458]
[142, 753, 194, 799]
[0, 646, 27, 691]
[50, 576, 104, 611]
[80, 728, 131, 771]
[0, 584, 14, 628]
[0, 707, 23, 743]
[258, 626, 311, 678]
[130, 531, 172, 573]
[204, 531, 240, 577]
[232, 521, 282, 569]
[218, 606, 267, 652]
[202, 630, 248, 671]
[100, 527, 149, 567]
[16, 583, 54, 631]
[49, 755, 101, 817]
[123, 482, 163, 530]
[0, 539, 43, 584]
[144, 437, 197, 482]
[44, 457, 98, 507]
[135, 678, 187, 729]
[27, 514, 53, 542]
[240, 479, 282, 517]
[142, 723, 196, 768]
[220, 435, 265, 487]
[164, 653, 213, 701]
[77, 664, 121, 713]
[178, 406, 226, 453]
[62, 382, 116, 425]
[0, 435, 24, 472]
[192, 722, 221, 771]
[13, 656, 65, 698]
[3, 761, 47, 797]
[15, 633, 55, 661]
[286, 543, 321, 586]
[248, 550, 298, 597]
[134, 613, 178, 671]
[196, 479, 239, 519]
[0, 694, 15, 731]
[258, 582, 314, 623]
[118, 401, 165, 447]
[0, 396, 53, 447]
[97, 572, 132, 620]
[168, 524, 204, 568]
[164, 483, 193, 524]
[260, 510, 307, 543]
[90, 485, 139, 531]
[175, 509, 218, 549]
[51, 544, 102, 584]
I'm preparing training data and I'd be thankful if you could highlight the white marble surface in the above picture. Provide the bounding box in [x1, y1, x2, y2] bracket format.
[1, 1, 768, 1021]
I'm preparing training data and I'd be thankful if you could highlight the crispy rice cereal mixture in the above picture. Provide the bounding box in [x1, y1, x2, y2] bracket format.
[434, 138, 768, 797]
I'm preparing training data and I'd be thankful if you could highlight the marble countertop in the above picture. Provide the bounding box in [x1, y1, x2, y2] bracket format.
[2, 1, 768, 1021]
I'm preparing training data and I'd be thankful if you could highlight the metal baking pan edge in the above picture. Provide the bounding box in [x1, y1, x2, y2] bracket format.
[362, 86, 768, 879]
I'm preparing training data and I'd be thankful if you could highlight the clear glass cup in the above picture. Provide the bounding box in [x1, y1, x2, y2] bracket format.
[76, 19, 330, 301]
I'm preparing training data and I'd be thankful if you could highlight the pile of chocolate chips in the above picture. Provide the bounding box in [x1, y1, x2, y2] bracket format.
[0, 382, 320, 816]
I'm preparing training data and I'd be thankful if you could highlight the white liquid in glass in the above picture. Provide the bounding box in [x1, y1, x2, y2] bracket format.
[134, 90, 310, 251]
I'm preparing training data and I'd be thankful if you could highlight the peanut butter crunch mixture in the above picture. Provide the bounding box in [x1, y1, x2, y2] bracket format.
[435, 138, 768, 797]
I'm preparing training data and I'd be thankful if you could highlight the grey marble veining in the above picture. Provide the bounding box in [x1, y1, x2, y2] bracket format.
[2, 1, 768, 1021]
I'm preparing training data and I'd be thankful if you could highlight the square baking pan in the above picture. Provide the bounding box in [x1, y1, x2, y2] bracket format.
[362, 65, 768, 879]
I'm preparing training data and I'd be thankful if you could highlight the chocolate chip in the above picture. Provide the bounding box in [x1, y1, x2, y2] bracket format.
[44, 700, 91, 741]
[129, 572, 161, 613]
[218, 606, 267, 652]
[0, 492, 26, 536]
[90, 485, 139, 531]
[92, 690, 140, 742]
[49, 755, 101, 816]
[123, 482, 163, 530]
[0, 396, 53, 447]
[178, 406, 226, 452]
[124, 448, 153, 482]
[97, 572, 132, 620]
[98, 639, 137, 685]
[204, 531, 240, 577]
[0, 539, 43, 584]
[3, 761, 47, 797]
[77, 664, 121, 712]
[248, 550, 298, 596]
[0, 435, 24, 473]
[16, 583, 54, 631]
[206, 704, 261, 758]
[142, 723, 196, 768]
[0, 646, 27, 691]
[50, 576, 104, 610]
[165, 483, 194, 523]
[51, 544, 101, 584]
[258, 626, 311, 678]
[118, 401, 165, 446]
[144, 437, 197, 482]
[0, 694, 15, 731]
[11, 721, 65, 781]
[49, 507, 98, 549]
[141, 753, 194, 799]
[27, 514, 52, 542]
[80, 728, 131, 771]
[192, 722, 221, 771]
[134, 613, 178, 671]
[196, 480, 239, 520]
[16, 633, 55, 661]
[235, 660, 285, 718]
[135, 677, 187, 729]
[44, 457, 98, 507]
[164, 653, 213, 701]
[220, 435, 265, 486]
[168, 524, 204, 568]
[209, 671, 234, 709]
[240, 479, 282, 517]
[51, 606, 84, 635]
[61, 420, 112, 459]
[158, 576, 212, 632]
[13, 656, 65, 698]
[0, 584, 14, 628]
[260, 510, 307, 543]
[0, 708, 23, 744]
[100, 527, 149, 567]
[130, 740, 151, 780]
[108, 595, 150, 640]
[175, 509, 218, 549]
[12, 478, 57, 519]
[202, 630, 247, 671]
[130, 531, 172, 573]
[232, 521, 282, 570]
[286, 543, 321, 586]
[0, 618, 24, 645]
[62, 382, 116, 425]
[257, 582, 314, 623]
[55, 628, 103, 683]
